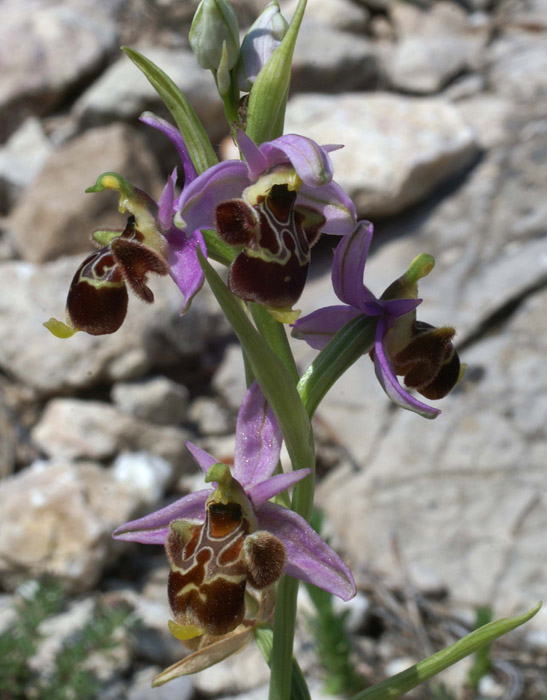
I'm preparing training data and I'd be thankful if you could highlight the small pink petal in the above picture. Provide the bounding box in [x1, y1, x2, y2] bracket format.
[247, 469, 312, 509]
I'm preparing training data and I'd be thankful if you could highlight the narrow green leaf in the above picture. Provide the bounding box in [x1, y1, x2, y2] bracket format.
[255, 626, 311, 700]
[246, 0, 307, 144]
[250, 303, 299, 384]
[198, 252, 313, 474]
[352, 603, 542, 700]
[297, 315, 377, 418]
[122, 47, 218, 174]
[201, 228, 235, 266]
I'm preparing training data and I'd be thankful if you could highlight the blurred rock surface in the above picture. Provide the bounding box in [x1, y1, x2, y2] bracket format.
[111, 376, 190, 426]
[0, 256, 229, 395]
[9, 123, 163, 263]
[0, 459, 142, 592]
[0, 0, 122, 140]
[285, 92, 478, 217]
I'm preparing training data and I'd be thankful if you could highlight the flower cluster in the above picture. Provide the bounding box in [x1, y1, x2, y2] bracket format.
[42, 0, 468, 689]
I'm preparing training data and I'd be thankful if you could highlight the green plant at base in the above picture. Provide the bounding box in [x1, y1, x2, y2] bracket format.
[0, 579, 137, 700]
[467, 606, 493, 691]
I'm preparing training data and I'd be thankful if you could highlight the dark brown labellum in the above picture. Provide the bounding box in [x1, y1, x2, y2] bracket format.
[66, 250, 128, 335]
[111, 237, 169, 303]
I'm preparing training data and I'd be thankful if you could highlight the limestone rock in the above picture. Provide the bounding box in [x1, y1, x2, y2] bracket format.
[111, 376, 190, 426]
[0, 256, 229, 395]
[0, 118, 53, 214]
[0, 0, 121, 140]
[291, 22, 378, 93]
[74, 47, 226, 140]
[0, 459, 141, 592]
[284, 0, 370, 34]
[385, 2, 489, 94]
[487, 31, 547, 102]
[9, 124, 163, 263]
[316, 287, 547, 615]
[285, 92, 478, 217]
[32, 398, 192, 474]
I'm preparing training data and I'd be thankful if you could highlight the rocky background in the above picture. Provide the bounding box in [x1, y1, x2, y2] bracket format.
[0, 0, 546, 698]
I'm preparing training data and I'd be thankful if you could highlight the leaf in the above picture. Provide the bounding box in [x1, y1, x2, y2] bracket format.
[122, 47, 218, 174]
[351, 603, 542, 700]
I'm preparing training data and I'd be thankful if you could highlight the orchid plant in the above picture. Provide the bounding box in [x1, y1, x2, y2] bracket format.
[44, 1, 539, 698]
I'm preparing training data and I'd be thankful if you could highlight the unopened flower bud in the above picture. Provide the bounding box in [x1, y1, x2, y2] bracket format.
[189, 0, 240, 72]
[237, 0, 288, 92]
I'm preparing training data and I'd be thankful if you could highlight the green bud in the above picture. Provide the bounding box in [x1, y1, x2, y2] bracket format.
[237, 0, 288, 92]
[189, 0, 240, 72]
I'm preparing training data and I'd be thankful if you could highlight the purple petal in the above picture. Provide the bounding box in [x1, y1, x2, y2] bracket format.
[167, 229, 206, 314]
[297, 180, 357, 235]
[260, 134, 334, 187]
[291, 305, 361, 350]
[257, 502, 356, 601]
[140, 111, 198, 185]
[185, 441, 218, 473]
[233, 382, 282, 487]
[380, 297, 422, 318]
[246, 469, 312, 509]
[112, 490, 210, 544]
[373, 316, 440, 419]
[158, 169, 177, 232]
[177, 161, 250, 234]
[332, 222, 376, 308]
[237, 130, 269, 180]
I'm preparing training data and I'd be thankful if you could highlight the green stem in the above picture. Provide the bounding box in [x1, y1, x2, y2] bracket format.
[297, 316, 377, 418]
[254, 626, 311, 700]
[250, 304, 300, 384]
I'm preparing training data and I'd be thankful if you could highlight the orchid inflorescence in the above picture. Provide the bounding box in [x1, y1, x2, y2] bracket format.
[42, 0, 538, 697]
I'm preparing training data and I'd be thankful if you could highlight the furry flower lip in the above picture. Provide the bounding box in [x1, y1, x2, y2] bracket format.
[292, 223, 464, 418]
[113, 382, 355, 640]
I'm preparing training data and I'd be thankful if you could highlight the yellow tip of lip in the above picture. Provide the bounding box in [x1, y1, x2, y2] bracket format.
[43, 318, 77, 339]
[168, 619, 203, 641]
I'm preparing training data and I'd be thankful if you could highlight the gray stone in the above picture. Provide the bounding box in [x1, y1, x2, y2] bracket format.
[291, 22, 378, 93]
[285, 92, 478, 218]
[32, 398, 192, 475]
[0, 256, 229, 395]
[385, 2, 489, 94]
[284, 0, 370, 34]
[188, 396, 233, 435]
[0, 0, 120, 140]
[111, 377, 190, 426]
[9, 124, 163, 263]
[0, 459, 142, 592]
[74, 47, 226, 139]
[212, 344, 248, 411]
[112, 452, 173, 505]
[487, 31, 547, 102]
[0, 118, 53, 213]
[316, 286, 547, 616]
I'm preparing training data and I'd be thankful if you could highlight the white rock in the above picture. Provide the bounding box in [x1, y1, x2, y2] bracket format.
[32, 398, 191, 476]
[284, 0, 370, 33]
[285, 92, 478, 217]
[0, 118, 53, 210]
[188, 396, 232, 435]
[0, 459, 141, 592]
[112, 452, 173, 504]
